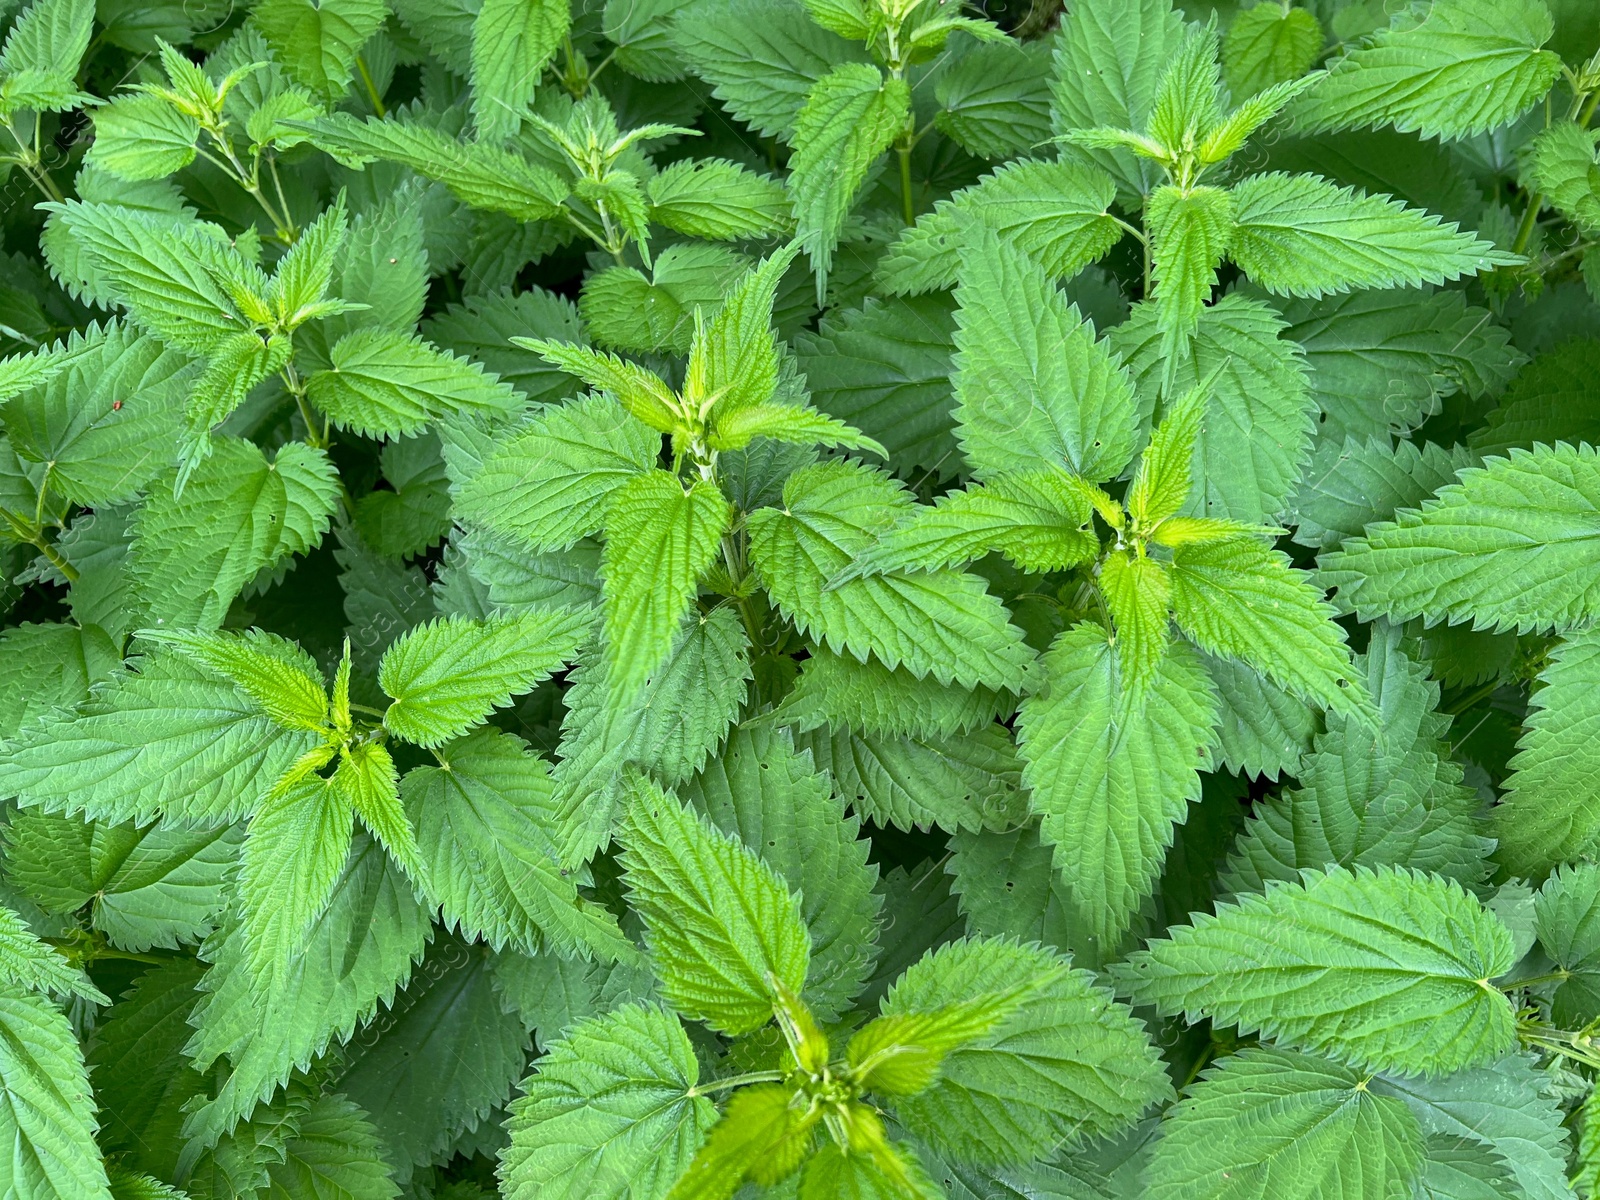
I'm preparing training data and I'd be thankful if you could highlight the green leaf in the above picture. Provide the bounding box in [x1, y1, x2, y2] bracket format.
[0, 621, 120, 730]
[845, 470, 1098, 579]
[403, 727, 633, 960]
[1531, 863, 1600, 1025]
[875, 157, 1121, 297]
[600, 471, 731, 696]
[456, 394, 659, 553]
[308, 328, 520, 439]
[647, 159, 791, 240]
[792, 294, 959, 479]
[1017, 623, 1218, 947]
[1204, 652, 1318, 782]
[1472, 338, 1600, 457]
[239, 773, 355, 981]
[87, 94, 200, 180]
[1170, 535, 1363, 717]
[1049, 0, 1186, 201]
[951, 226, 1136, 482]
[353, 432, 453, 558]
[580, 245, 749, 355]
[332, 934, 529, 1180]
[0, 898, 101, 1002]
[2, 320, 194, 507]
[1222, 628, 1491, 895]
[1142, 1046, 1424, 1200]
[934, 39, 1052, 161]
[183, 835, 429, 1145]
[379, 608, 593, 747]
[789, 63, 909, 301]
[253, 0, 387, 104]
[1229, 172, 1516, 298]
[501, 1002, 716, 1200]
[0, 0, 93, 78]
[0, 651, 320, 827]
[333, 740, 419, 882]
[1371, 1052, 1574, 1200]
[1293, 0, 1562, 141]
[617, 774, 810, 1035]
[1528, 121, 1600, 234]
[1488, 628, 1600, 877]
[882, 937, 1170, 1166]
[264, 1094, 399, 1200]
[88, 959, 207, 1180]
[667, 1080, 816, 1200]
[422, 286, 584, 405]
[1148, 184, 1233, 350]
[693, 242, 801, 421]
[48, 202, 250, 355]
[6, 810, 242, 954]
[0, 980, 115, 1200]
[471, 0, 569, 141]
[1290, 437, 1478, 551]
[793, 723, 1027, 835]
[746, 459, 1037, 690]
[672, 0, 865, 140]
[1321, 443, 1600, 634]
[129, 438, 340, 630]
[1276, 287, 1521, 442]
[765, 647, 1009, 740]
[1111, 865, 1518, 1077]
[1099, 550, 1173, 688]
[680, 725, 880, 1021]
[548, 610, 751, 866]
[139, 627, 329, 731]
[1223, 2, 1323, 97]
[306, 113, 569, 221]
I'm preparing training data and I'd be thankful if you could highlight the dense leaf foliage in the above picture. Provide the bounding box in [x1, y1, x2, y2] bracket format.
[0, 0, 1598, 1196]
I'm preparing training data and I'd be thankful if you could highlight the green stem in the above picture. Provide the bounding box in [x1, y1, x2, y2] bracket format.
[0, 504, 78, 583]
[355, 54, 386, 117]
[897, 138, 915, 227]
[687, 1070, 787, 1097]
[1505, 969, 1572, 990]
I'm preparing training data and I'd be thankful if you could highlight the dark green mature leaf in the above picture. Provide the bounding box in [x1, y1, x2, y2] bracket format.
[1222, 628, 1491, 894]
[403, 727, 633, 960]
[1293, 0, 1562, 141]
[183, 835, 430, 1145]
[1322, 443, 1600, 634]
[1143, 1047, 1425, 1200]
[1489, 628, 1600, 877]
[1114, 866, 1518, 1077]
[1473, 339, 1600, 456]
[793, 294, 959, 479]
[673, 0, 865, 139]
[335, 936, 528, 1181]
[1276, 288, 1522, 441]
[1372, 1052, 1574, 1200]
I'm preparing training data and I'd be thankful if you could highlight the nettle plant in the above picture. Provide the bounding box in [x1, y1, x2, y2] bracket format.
[8, 0, 1600, 1195]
